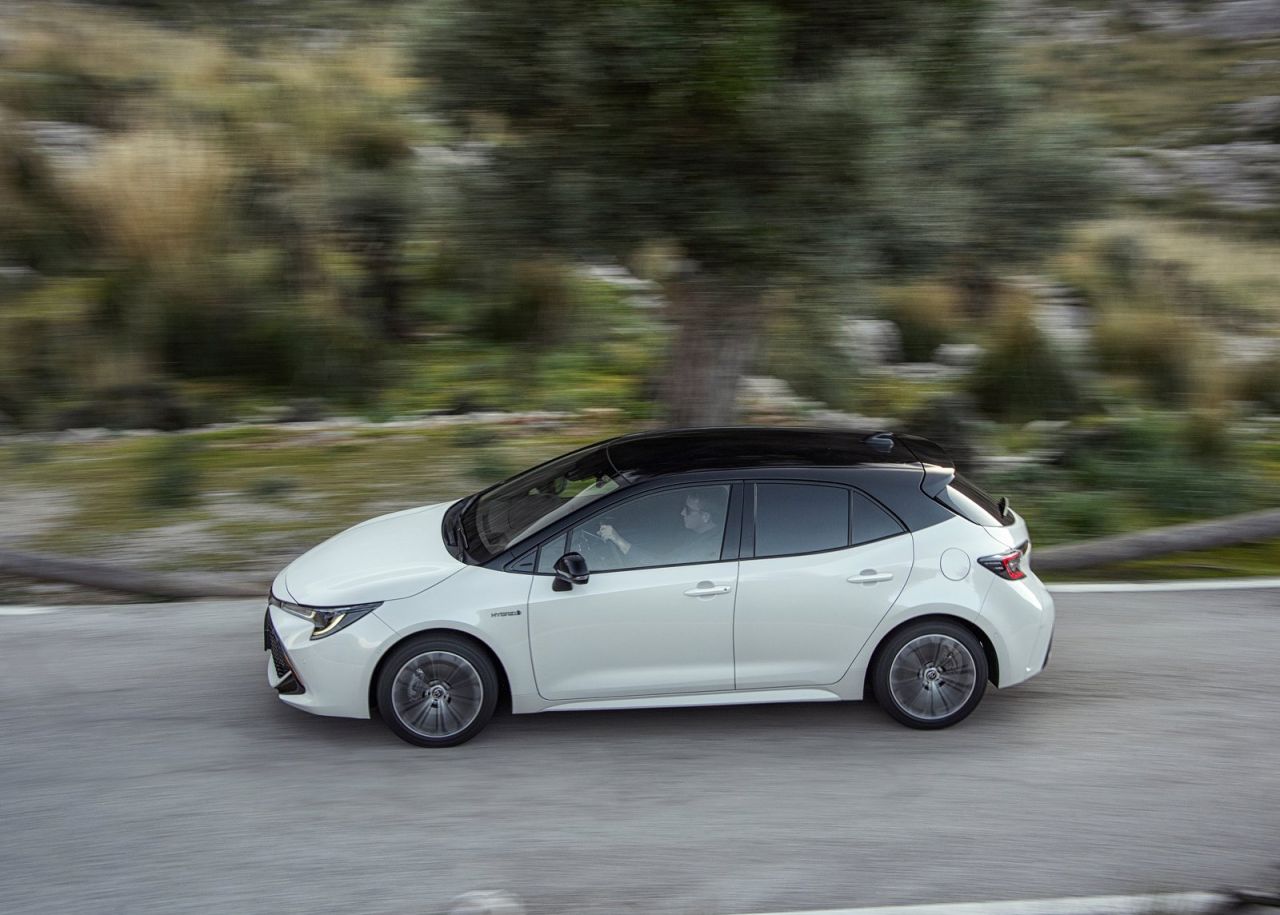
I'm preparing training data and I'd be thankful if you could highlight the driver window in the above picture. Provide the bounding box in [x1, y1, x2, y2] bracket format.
[569, 484, 731, 572]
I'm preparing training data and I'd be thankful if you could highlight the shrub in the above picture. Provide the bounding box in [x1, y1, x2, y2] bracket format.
[881, 284, 956, 363]
[246, 476, 298, 500]
[1093, 309, 1207, 406]
[138, 437, 203, 510]
[1061, 411, 1260, 519]
[968, 304, 1081, 422]
[1232, 356, 1280, 415]
[67, 129, 231, 270]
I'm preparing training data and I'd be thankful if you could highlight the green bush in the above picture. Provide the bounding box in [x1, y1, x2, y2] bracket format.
[246, 476, 298, 500]
[882, 284, 956, 363]
[138, 437, 203, 510]
[1232, 356, 1280, 414]
[969, 311, 1081, 422]
[1093, 309, 1207, 406]
[1062, 412, 1259, 518]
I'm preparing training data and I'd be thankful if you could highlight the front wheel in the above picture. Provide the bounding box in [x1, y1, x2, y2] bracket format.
[377, 635, 499, 747]
[872, 620, 988, 729]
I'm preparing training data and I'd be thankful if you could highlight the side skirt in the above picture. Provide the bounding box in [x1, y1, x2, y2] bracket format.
[540, 687, 843, 713]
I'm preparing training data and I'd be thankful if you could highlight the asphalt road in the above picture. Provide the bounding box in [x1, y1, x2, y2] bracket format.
[2, 589, 1278, 915]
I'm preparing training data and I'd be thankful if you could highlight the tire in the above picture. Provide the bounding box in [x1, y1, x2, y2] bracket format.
[376, 634, 499, 748]
[872, 619, 988, 729]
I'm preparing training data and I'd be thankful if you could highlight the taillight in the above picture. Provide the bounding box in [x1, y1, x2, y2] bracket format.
[978, 549, 1026, 580]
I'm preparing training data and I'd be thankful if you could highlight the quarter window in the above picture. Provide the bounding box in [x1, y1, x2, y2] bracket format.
[754, 483, 850, 558]
[536, 533, 568, 573]
[850, 490, 905, 545]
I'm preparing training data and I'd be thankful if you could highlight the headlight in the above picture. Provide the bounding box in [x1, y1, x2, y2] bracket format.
[268, 592, 383, 640]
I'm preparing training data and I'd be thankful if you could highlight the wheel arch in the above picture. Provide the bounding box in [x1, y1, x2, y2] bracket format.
[862, 612, 1001, 696]
[368, 627, 513, 716]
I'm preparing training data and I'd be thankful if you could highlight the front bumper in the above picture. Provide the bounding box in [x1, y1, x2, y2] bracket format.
[263, 602, 394, 719]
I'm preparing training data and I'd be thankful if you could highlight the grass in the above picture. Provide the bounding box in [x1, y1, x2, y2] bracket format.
[1058, 217, 1280, 320]
[0, 419, 627, 576]
[1044, 539, 1280, 582]
[1018, 32, 1280, 147]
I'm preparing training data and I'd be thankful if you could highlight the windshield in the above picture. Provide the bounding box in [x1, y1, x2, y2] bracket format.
[459, 444, 626, 563]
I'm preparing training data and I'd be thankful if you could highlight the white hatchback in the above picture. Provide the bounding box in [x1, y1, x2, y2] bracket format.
[264, 427, 1055, 747]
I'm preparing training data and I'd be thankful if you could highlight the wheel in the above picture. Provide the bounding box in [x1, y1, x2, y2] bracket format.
[872, 619, 988, 729]
[376, 635, 499, 747]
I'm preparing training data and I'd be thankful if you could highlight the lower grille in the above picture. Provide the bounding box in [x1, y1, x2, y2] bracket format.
[264, 610, 303, 692]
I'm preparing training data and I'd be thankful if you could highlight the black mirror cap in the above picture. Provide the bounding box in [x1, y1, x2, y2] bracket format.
[552, 552, 590, 590]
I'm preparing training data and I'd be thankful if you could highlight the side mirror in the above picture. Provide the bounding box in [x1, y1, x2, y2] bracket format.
[552, 552, 590, 591]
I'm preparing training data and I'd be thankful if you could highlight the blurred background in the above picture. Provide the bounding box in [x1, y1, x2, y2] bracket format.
[2, 0, 1280, 597]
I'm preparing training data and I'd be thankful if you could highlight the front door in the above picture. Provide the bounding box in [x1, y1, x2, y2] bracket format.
[527, 483, 738, 701]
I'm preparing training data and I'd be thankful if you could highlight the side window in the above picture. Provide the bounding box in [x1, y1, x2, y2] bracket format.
[569, 484, 731, 572]
[754, 483, 850, 558]
[850, 490, 906, 545]
[536, 532, 568, 573]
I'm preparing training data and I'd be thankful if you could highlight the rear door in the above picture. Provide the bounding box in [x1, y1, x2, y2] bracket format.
[733, 482, 912, 689]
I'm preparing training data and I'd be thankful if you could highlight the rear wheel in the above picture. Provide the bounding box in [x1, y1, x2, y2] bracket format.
[377, 635, 498, 747]
[872, 620, 988, 729]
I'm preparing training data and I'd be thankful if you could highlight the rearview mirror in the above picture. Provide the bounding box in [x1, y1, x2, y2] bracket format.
[552, 552, 589, 591]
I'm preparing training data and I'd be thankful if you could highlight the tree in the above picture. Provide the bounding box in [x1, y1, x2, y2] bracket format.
[419, 0, 1102, 424]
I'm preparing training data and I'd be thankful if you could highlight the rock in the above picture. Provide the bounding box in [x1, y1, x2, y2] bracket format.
[867, 362, 965, 383]
[839, 318, 903, 367]
[1034, 303, 1095, 355]
[279, 398, 331, 424]
[1156, 142, 1280, 212]
[1220, 332, 1280, 366]
[839, 319, 901, 366]
[1225, 96, 1280, 142]
[20, 120, 104, 169]
[1232, 59, 1280, 78]
[737, 376, 820, 414]
[933, 343, 985, 368]
[1184, 0, 1280, 40]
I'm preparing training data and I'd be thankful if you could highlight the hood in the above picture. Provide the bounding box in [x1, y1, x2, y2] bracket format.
[279, 500, 465, 606]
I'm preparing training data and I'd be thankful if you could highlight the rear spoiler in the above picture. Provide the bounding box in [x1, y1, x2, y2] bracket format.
[893, 433, 956, 498]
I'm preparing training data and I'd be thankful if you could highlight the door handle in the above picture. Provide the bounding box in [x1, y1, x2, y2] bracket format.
[847, 571, 893, 584]
[684, 585, 731, 597]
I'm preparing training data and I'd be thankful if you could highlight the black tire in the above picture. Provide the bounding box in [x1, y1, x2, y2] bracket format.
[871, 619, 988, 729]
[376, 634, 499, 748]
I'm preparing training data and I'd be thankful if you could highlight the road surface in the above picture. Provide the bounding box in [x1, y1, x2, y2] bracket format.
[1, 589, 1277, 914]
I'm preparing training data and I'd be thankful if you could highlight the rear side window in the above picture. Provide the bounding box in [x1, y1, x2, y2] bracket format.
[941, 474, 1012, 527]
[850, 490, 905, 544]
[754, 483, 850, 558]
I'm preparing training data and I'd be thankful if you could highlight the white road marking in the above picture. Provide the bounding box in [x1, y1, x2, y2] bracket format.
[735, 890, 1224, 915]
[1048, 577, 1280, 593]
[0, 606, 66, 616]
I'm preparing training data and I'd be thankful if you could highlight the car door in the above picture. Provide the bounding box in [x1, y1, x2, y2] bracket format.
[526, 482, 740, 701]
[734, 482, 912, 689]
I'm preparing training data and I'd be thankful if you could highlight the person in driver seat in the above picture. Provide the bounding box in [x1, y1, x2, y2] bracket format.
[596, 492, 724, 565]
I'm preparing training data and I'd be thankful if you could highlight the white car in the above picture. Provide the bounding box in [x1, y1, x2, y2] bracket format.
[264, 427, 1055, 747]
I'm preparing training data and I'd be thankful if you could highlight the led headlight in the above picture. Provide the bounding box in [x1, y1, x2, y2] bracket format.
[268, 592, 383, 640]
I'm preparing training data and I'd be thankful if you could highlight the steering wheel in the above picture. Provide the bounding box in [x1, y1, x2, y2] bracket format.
[577, 527, 625, 567]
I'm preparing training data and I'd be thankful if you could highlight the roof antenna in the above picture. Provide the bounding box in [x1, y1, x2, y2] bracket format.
[863, 431, 894, 453]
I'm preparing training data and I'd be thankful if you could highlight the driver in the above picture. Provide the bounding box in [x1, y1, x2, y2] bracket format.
[597, 493, 723, 564]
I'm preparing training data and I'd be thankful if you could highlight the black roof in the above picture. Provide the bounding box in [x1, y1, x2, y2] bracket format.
[601, 427, 941, 479]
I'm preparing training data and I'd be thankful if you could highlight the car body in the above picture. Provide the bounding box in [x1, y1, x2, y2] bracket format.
[264, 427, 1055, 746]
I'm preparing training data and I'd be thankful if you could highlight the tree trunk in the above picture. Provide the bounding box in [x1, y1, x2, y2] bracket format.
[660, 279, 764, 427]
